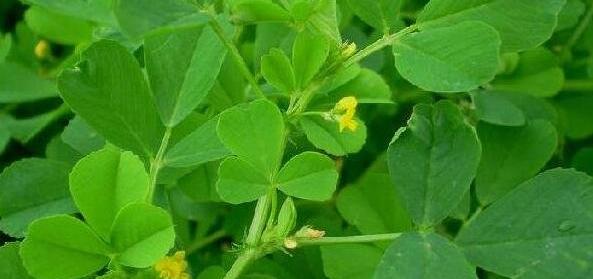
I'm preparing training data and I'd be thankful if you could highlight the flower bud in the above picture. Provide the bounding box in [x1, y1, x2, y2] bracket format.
[497, 52, 519, 75]
[294, 225, 325, 239]
[34, 40, 50, 59]
[284, 237, 298, 249]
[304, 228, 325, 238]
[341, 42, 357, 58]
[276, 197, 297, 238]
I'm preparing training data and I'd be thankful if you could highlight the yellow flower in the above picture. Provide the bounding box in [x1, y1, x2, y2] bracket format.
[154, 251, 190, 279]
[34, 40, 50, 59]
[333, 96, 358, 132]
[335, 96, 357, 113]
[339, 111, 358, 132]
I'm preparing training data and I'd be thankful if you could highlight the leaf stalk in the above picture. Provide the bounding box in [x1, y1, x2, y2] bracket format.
[147, 127, 172, 202]
[293, 233, 403, 247]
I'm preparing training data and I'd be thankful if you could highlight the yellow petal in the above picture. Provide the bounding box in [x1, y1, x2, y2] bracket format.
[338, 113, 358, 132]
[155, 251, 190, 279]
[335, 96, 358, 112]
[34, 40, 50, 59]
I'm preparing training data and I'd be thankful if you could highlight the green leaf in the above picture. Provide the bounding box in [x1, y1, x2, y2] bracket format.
[58, 40, 164, 158]
[375, 232, 477, 279]
[217, 99, 285, 176]
[457, 169, 593, 278]
[471, 90, 526, 126]
[2, 105, 69, 144]
[70, 148, 149, 240]
[449, 191, 471, 220]
[110, 203, 175, 268]
[97, 269, 157, 279]
[417, 0, 566, 52]
[176, 161, 221, 203]
[20, 215, 110, 279]
[0, 34, 12, 63]
[0, 62, 57, 103]
[299, 115, 367, 156]
[24, 6, 93, 45]
[475, 121, 557, 205]
[557, 0, 586, 31]
[0, 243, 33, 279]
[164, 117, 231, 168]
[45, 135, 83, 165]
[254, 23, 294, 70]
[276, 197, 297, 237]
[305, 0, 341, 43]
[292, 30, 329, 88]
[571, 147, 593, 175]
[24, 0, 114, 24]
[145, 26, 227, 127]
[216, 157, 270, 204]
[491, 91, 557, 123]
[0, 158, 75, 237]
[321, 244, 384, 279]
[346, 0, 401, 34]
[492, 48, 564, 97]
[554, 93, 593, 140]
[387, 101, 481, 227]
[197, 266, 226, 279]
[114, 0, 208, 39]
[61, 116, 105, 155]
[328, 69, 392, 104]
[0, 123, 8, 154]
[337, 156, 411, 234]
[261, 48, 296, 92]
[393, 21, 500, 92]
[232, 0, 292, 23]
[277, 152, 338, 201]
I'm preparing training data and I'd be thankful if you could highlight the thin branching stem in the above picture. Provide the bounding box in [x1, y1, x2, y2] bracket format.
[563, 79, 593, 91]
[294, 233, 403, 247]
[561, 0, 593, 62]
[186, 230, 227, 254]
[343, 25, 417, 68]
[223, 22, 419, 279]
[207, 12, 266, 99]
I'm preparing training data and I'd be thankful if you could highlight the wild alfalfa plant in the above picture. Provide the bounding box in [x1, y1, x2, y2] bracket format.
[0, 0, 592, 278]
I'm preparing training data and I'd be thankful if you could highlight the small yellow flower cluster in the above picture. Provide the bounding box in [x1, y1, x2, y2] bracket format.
[333, 96, 358, 132]
[34, 40, 50, 59]
[154, 251, 190, 279]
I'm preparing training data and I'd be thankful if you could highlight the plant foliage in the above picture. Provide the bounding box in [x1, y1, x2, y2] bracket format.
[0, 0, 592, 278]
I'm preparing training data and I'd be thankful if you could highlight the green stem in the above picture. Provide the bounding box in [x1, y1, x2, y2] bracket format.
[343, 25, 417, 68]
[147, 127, 172, 203]
[295, 233, 403, 247]
[207, 12, 266, 99]
[224, 193, 272, 279]
[287, 25, 418, 116]
[287, 79, 325, 115]
[186, 230, 227, 254]
[563, 79, 593, 91]
[224, 248, 259, 279]
[561, 0, 593, 62]
[294, 111, 326, 117]
[266, 190, 278, 229]
[246, 194, 272, 246]
[223, 23, 419, 279]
